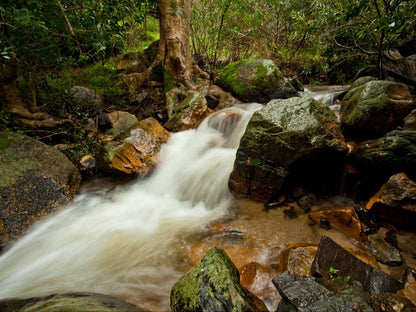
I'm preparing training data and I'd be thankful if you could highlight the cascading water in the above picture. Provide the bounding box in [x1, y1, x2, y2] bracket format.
[0, 103, 262, 309]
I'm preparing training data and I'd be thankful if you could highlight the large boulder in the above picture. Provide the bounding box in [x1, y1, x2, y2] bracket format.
[0, 132, 81, 250]
[0, 292, 142, 312]
[164, 92, 214, 132]
[102, 111, 139, 141]
[170, 247, 268, 312]
[340, 80, 414, 140]
[229, 97, 347, 202]
[98, 117, 170, 175]
[366, 172, 416, 230]
[217, 59, 297, 103]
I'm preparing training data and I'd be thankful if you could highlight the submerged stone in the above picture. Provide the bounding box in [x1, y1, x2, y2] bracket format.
[311, 236, 402, 295]
[170, 247, 268, 312]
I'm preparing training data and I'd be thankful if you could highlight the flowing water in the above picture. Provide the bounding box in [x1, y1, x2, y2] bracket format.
[0, 104, 262, 309]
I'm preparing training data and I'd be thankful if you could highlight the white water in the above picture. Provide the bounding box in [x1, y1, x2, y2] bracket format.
[0, 104, 261, 308]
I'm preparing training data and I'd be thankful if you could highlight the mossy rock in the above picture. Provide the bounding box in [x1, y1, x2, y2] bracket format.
[350, 76, 377, 89]
[217, 59, 297, 103]
[0, 292, 142, 312]
[164, 92, 213, 132]
[341, 80, 414, 140]
[229, 97, 347, 201]
[170, 248, 268, 312]
[0, 132, 81, 250]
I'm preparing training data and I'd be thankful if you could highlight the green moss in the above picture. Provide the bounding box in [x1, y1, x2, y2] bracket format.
[0, 134, 10, 150]
[218, 60, 255, 96]
[151, 62, 164, 82]
[163, 69, 176, 94]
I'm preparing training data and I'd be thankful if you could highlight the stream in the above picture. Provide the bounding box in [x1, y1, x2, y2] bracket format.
[0, 86, 414, 311]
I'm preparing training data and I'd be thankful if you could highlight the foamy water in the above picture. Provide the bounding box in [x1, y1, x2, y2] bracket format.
[0, 104, 261, 308]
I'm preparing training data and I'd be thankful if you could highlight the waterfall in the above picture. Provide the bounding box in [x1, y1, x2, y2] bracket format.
[0, 103, 262, 308]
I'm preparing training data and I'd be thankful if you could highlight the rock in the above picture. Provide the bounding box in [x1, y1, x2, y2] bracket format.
[103, 111, 139, 141]
[403, 109, 416, 131]
[117, 51, 150, 74]
[397, 282, 416, 307]
[0, 292, 142, 312]
[308, 207, 368, 243]
[229, 97, 347, 202]
[340, 80, 414, 140]
[278, 244, 318, 276]
[288, 76, 304, 92]
[366, 172, 416, 230]
[205, 85, 241, 110]
[170, 247, 268, 312]
[368, 292, 416, 312]
[354, 131, 416, 181]
[0, 132, 81, 250]
[80, 155, 97, 169]
[98, 117, 170, 175]
[71, 86, 103, 111]
[272, 271, 373, 311]
[311, 236, 403, 295]
[217, 59, 298, 103]
[164, 92, 214, 132]
[369, 236, 402, 266]
[350, 76, 377, 89]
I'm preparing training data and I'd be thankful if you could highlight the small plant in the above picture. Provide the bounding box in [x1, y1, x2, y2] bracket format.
[328, 266, 351, 283]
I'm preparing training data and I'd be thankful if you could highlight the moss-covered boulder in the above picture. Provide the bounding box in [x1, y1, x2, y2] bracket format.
[170, 247, 268, 312]
[217, 59, 298, 103]
[164, 92, 213, 132]
[341, 80, 414, 140]
[0, 132, 81, 250]
[350, 76, 377, 89]
[229, 97, 347, 202]
[0, 292, 142, 312]
[97, 117, 170, 175]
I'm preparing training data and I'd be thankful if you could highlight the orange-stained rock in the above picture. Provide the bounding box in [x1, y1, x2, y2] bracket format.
[309, 207, 368, 243]
[240, 262, 279, 310]
[98, 117, 170, 175]
[397, 281, 416, 306]
[278, 243, 318, 276]
[366, 172, 416, 230]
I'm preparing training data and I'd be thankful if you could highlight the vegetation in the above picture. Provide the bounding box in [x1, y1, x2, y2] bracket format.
[0, 0, 415, 163]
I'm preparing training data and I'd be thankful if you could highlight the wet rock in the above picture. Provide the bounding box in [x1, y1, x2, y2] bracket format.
[311, 236, 403, 295]
[308, 207, 368, 243]
[340, 80, 414, 140]
[354, 131, 416, 187]
[98, 117, 170, 175]
[0, 132, 81, 250]
[80, 155, 97, 169]
[288, 76, 304, 92]
[170, 247, 268, 312]
[103, 111, 139, 141]
[278, 244, 318, 276]
[369, 236, 402, 266]
[205, 85, 241, 110]
[217, 59, 298, 103]
[164, 92, 213, 132]
[397, 281, 416, 307]
[368, 292, 416, 312]
[229, 97, 347, 202]
[366, 172, 416, 230]
[272, 271, 372, 311]
[0, 292, 142, 312]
